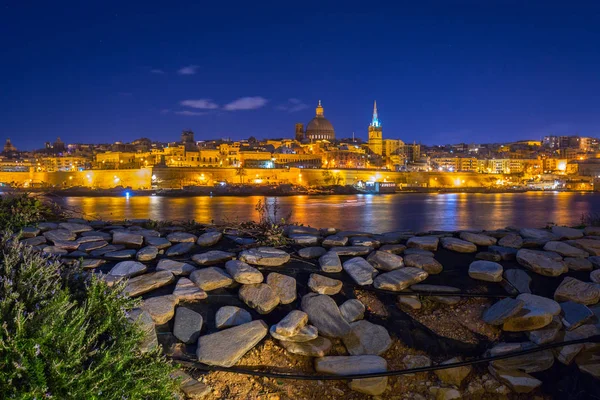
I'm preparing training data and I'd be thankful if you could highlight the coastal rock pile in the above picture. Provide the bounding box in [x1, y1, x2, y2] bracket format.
[17, 220, 600, 398]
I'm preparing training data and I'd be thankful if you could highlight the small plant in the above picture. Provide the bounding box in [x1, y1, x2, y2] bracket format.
[0, 193, 61, 231]
[0, 235, 177, 399]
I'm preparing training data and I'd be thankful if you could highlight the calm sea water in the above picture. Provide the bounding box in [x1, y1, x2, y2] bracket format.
[60, 192, 600, 233]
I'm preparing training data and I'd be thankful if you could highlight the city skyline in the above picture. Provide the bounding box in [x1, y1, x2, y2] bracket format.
[2, 1, 600, 149]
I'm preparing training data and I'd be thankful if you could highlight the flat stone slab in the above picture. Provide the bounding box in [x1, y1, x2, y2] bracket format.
[42, 246, 68, 255]
[459, 231, 497, 246]
[279, 336, 332, 357]
[141, 295, 179, 325]
[404, 248, 434, 256]
[482, 298, 525, 325]
[340, 299, 365, 323]
[124, 270, 175, 297]
[59, 222, 93, 233]
[520, 228, 555, 241]
[108, 260, 147, 278]
[266, 273, 297, 304]
[315, 355, 388, 396]
[498, 234, 523, 249]
[468, 260, 503, 282]
[165, 242, 195, 256]
[592, 270, 600, 284]
[173, 307, 203, 344]
[145, 236, 172, 249]
[373, 267, 428, 291]
[136, 246, 158, 261]
[298, 246, 327, 259]
[441, 237, 478, 253]
[270, 324, 318, 342]
[90, 244, 125, 257]
[196, 320, 268, 367]
[156, 259, 196, 276]
[527, 317, 562, 345]
[367, 250, 404, 271]
[44, 229, 77, 242]
[350, 237, 380, 248]
[308, 273, 343, 295]
[79, 259, 106, 269]
[404, 254, 443, 274]
[196, 231, 222, 247]
[112, 231, 144, 248]
[166, 232, 198, 243]
[560, 301, 594, 330]
[434, 356, 472, 386]
[290, 234, 320, 246]
[319, 251, 342, 273]
[239, 247, 290, 266]
[379, 244, 406, 254]
[225, 260, 263, 284]
[342, 320, 392, 356]
[301, 293, 351, 338]
[78, 240, 108, 252]
[322, 235, 348, 247]
[104, 249, 137, 260]
[406, 236, 439, 251]
[554, 277, 600, 305]
[128, 308, 158, 352]
[330, 246, 373, 256]
[516, 249, 568, 277]
[489, 366, 542, 394]
[552, 226, 584, 240]
[543, 241, 588, 258]
[503, 269, 532, 294]
[52, 239, 80, 250]
[502, 294, 560, 332]
[565, 257, 593, 271]
[21, 226, 41, 238]
[239, 283, 280, 314]
[173, 277, 207, 301]
[343, 257, 378, 286]
[571, 239, 600, 256]
[21, 236, 47, 246]
[191, 250, 236, 266]
[215, 306, 252, 329]
[189, 267, 233, 291]
[274, 310, 308, 337]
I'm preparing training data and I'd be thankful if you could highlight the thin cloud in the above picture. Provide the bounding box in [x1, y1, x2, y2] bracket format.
[180, 99, 219, 109]
[175, 110, 207, 116]
[224, 96, 268, 111]
[150, 69, 165, 74]
[276, 98, 308, 112]
[178, 65, 199, 75]
[160, 109, 171, 114]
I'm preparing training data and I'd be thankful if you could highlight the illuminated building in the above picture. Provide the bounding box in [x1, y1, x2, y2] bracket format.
[304, 100, 335, 141]
[368, 101, 383, 156]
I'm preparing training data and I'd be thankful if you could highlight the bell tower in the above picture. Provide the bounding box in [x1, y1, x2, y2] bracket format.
[368, 101, 383, 155]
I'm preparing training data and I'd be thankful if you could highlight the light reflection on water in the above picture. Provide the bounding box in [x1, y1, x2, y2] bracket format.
[62, 192, 599, 233]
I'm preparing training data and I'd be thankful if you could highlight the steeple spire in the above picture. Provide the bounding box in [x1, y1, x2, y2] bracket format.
[315, 100, 324, 117]
[370, 100, 380, 128]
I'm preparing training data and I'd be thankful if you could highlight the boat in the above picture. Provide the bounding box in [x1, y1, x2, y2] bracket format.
[353, 180, 397, 194]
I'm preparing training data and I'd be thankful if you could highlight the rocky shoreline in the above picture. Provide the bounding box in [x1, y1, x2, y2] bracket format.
[17, 220, 600, 399]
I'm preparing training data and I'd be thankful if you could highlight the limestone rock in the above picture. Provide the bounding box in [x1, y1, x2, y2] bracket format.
[322, 235, 348, 247]
[239, 247, 290, 266]
[58, 222, 92, 233]
[343, 257, 378, 286]
[498, 234, 523, 249]
[308, 273, 343, 295]
[502, 294, 560, 332]
[402, 354, 431, 374]
[279, 336, 332, 357]
[112, 231, 144, 248]
[331, 246, 373, 256]
[555, 324, 600, 365]
[42, 246, 68, 256]
[21, 236, 47, 246]
[488, 366, 542, 394]
[379, 244, 406, 254]
[172, 370, 211, 399]
[52, 240, 79, 250]
[319, 251, 342, 273]
[460, 231, 497, 246]
[165, 242, 195, 256]
[225, 260, 263, 284]
[20, 226, 41, 238]
[124, 270, 175, 297]
[554, 277, 600, 305]
[315, 355, 388, 396]
[350, 237, 380, 248]
[552, 226, 584, 240]
[367, 250, 404, 271]
[404, 248, 435, 257]
[43, 229, 76, 242]
[592, 269, 600, 284]
[339, 299, 365, 323]
[173, 277, 207, 302]
[342, 320, 392, 356]
[196, 320, 268, 367]
[157, 259, 196, 276]
[266, 272, 296, 304]
[571, 238, 600, 256]
[78, 240, 108, 252]
[468, 260, 503, 282]
[441, 237, 477, 253]
[565, 257, 593, 271]
[290, 234, 320, 246]
[520, 228, 555, 240]
[189, 267, 233, 291]
[196, 231, 222, 247]
[397, 295, 422, 310]
[502, 269, 532, 294]
[373, 267, 428, 291]
[434, 357, 472, 386]
[543, 241, 588, 258]
[141, 295, 179, 325]
[166, 232, 197, 243]
[104, 249, 137, 260]
[269, 324, 318, 342]
[516, 248, 568, 277]
[560, 301, 594, 330]
[145, 236, 171, 249]
[136, 245, 159, 261]
[239, 283, 280, 314]
[491, 349, 554, 373]
[475, 251, 502, 262]
[191, 250, 236, 266]
[108, 260, 147, 278]
[78, 259, 105, 269]
[90, 244, 125, 257]
[407, 236, 439, 251]
[298, 246, 327, 259]
[482, 298, 525, 325]
[173, 307, 203, 344]
[127, 308, 158, 352]
[215, 306, 252, 329]
[348, 376, 388, 396]
[274, 310, 308, 337]
[301, 293, 351, 338]
[404, 253, 443, 274]
[527, 317, 562, 344]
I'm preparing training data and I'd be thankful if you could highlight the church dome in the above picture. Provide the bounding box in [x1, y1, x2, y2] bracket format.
[305, 100, 335, 141]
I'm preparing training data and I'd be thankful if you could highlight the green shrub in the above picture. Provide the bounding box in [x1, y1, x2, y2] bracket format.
[0, 194, 58, 231]
[0, 236, 177, 399]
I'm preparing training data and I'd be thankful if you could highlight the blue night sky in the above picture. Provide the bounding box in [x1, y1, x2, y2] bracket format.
[2, 1, 600, 150]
